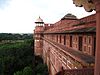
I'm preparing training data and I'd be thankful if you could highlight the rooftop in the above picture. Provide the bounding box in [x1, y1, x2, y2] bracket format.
[61, 13, 78, 20]
[35, 16, 44, 23]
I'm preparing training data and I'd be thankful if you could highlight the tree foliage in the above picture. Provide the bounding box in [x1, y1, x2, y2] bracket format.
[14, 71, 23, 75]
[14, 66, 33, 75]
[0, 33, 48, 75]
[23, 66, 33, 75]
[0, 39, 34, 75]
[35, 56, 49, 75]
[0, 33, 33, 41]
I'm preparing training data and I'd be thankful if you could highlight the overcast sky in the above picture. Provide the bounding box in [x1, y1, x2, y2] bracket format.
[0, 0, 95, 33]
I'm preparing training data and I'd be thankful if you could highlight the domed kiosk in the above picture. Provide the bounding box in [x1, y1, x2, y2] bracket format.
[35, 16, 44, 26]
[61, 13, 77, 20]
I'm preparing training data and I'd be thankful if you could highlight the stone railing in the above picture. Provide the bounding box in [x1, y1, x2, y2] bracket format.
[56, 68, 94, 75]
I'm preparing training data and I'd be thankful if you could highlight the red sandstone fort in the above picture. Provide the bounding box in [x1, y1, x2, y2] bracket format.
[34, 0, 100, 75]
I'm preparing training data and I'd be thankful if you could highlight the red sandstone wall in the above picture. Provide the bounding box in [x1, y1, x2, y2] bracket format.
[34, 14, 96, 75]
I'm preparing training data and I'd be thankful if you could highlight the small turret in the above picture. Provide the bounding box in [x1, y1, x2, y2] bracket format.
[35, 16, 44, 26]
[34, 16, 44, 33]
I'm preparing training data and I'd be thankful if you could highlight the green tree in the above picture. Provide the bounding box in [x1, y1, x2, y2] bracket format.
[35, 63, 48, 75]
[23, 66, 33, 75]
[14, 71, 23, 75]
[0, 39, 34, 75]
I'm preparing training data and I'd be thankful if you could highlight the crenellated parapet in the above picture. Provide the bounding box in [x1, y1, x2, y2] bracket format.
[44, 14, 96, 34]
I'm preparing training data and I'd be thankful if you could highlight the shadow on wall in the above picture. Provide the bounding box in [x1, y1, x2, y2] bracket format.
[35, 55, 49, 75]
[56, 68, 94, 75]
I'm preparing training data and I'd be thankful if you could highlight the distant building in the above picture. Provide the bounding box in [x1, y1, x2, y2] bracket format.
[34, 13, 96, 75]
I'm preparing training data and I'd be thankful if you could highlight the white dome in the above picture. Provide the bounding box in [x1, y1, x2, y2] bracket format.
[35, 16, 43, 23]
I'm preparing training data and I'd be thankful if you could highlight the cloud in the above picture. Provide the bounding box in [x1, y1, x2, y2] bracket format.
[0, 0, 95, 33]
[0, 0, 35, 33]
[0, 0, 11, 9]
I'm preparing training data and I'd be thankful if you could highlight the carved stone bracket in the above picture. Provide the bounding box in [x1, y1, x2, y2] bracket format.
[73, 0, 95, 12]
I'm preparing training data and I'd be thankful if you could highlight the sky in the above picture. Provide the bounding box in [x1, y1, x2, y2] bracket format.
[0, 0, 95, 33]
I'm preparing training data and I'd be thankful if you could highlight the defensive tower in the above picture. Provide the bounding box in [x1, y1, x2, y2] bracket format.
[34, 16, 44, 56]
